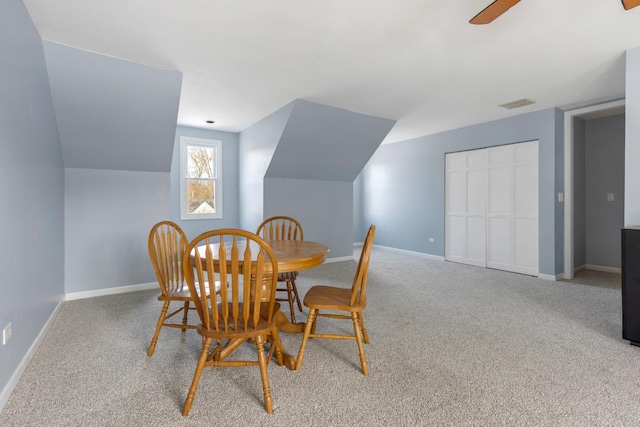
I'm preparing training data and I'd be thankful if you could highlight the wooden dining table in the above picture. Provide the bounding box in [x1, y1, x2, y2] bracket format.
[193, 238, 329, 369]
[263, 239, 329, 328]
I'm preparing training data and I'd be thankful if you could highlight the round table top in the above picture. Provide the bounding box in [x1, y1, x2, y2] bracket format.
[264, 240, 329, 272]
[194, 239, 329, 273]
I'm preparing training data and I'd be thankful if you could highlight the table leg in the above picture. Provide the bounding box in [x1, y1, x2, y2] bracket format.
[275, 311, 305, 334]
[258, 305, 304, 369]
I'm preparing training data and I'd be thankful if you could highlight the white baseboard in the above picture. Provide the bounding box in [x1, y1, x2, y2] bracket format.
[574, 264, 621, 275]
[538, 273, 563, 281]
[367, 243, 562, 279]
[65, 282, 158, 301]
[0, 300, 63, 413]
[373, 244, 445, 261]
[324, 256, 354, 263]
[585, 264, 621, 274]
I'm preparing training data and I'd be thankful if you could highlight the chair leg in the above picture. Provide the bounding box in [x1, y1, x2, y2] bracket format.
[181, 301, 190, 331]
[295, 308, 317, 370]
[211, 338, 223, 361]
[255, 336, 273, 414]
[147, 301, 170, 357]
[269, 327, 285, 367]
[359, 313, 370, 344]
[310, 310, 318, 335]
[286, 281, 297, 324]
[290, 279, 303, 312]
[183, 336, 213, 416]
[351, 313, 368, 376]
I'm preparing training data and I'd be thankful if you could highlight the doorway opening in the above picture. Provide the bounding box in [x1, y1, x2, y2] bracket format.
[563, 99, 625, 279]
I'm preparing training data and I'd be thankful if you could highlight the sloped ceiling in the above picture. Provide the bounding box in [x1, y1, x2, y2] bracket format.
[43, 41, 182, 172]
[266, 99, 395, 181]
[22, 0, 640, 144]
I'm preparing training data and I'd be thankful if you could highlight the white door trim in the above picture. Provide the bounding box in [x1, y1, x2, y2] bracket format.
[563, 99, 625, 279]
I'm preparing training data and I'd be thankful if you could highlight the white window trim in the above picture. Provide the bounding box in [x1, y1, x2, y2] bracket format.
[180, 136, 223, 220]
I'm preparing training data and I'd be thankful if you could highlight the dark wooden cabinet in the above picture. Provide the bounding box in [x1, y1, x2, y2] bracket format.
[622, 227, 640, 346]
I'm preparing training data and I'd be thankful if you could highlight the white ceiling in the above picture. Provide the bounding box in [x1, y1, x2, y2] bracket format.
[22, 0, 640, 144]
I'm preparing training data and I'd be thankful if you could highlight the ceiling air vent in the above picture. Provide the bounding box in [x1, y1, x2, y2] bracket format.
[499, 98, 535, 109]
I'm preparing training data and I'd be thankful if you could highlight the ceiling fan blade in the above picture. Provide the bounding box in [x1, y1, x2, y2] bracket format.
[470, 0, 521, 25]
[622, 0, 640, 10]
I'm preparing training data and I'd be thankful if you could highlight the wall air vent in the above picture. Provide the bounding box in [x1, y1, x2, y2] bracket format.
[499, 98, 535, 109]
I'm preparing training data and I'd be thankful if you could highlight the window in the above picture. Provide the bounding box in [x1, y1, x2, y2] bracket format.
[180, 137, 222, 220]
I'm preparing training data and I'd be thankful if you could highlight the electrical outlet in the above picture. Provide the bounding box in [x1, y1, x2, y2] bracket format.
[2, 323, 11, 345]
[428, 237, 435, 243]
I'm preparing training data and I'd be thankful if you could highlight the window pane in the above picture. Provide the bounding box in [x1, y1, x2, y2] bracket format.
[187, 180, 215, 214]
[187, 145, 216, 179]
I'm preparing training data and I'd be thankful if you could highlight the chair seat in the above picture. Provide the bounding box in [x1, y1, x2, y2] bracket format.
[160, 281, 218, 301]
[303, 285, 366, 312]
[159, 285, 192, 300]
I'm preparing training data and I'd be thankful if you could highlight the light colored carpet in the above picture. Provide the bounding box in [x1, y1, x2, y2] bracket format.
[563, 269, 621, 290]
[2, 247, 640, 426]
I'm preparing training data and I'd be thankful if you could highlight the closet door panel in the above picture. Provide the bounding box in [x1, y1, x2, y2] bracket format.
[513, 163, 538, 216]
[464, 151, 487, 266]
[446, 215, 466, 263]
[488, 167, 510, 214]
[514, 140, 538, 163]
[486, 145, 513, 273]
[445, 153, 466, 264]
[512, 141, 538, 275]
[467, 169, 486, 213]
[466, 216, 487, 267]
[487, 217, 510, 269]
[512, 217, 538, 275]
[446, 170, 466, 213]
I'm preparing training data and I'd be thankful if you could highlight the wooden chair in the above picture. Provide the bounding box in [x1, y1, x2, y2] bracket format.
[181, 229, 284, 415]
[295, 225, 376, 375]
[147, 221, 204, 357]
[256, 216, 304, 324]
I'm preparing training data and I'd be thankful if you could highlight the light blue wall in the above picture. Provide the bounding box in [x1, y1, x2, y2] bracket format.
[238, 103, 294, 231]
[0, 0, 64, 403]
[625, 46, 640, 226]
[264, 178, 354, 257]
[54, 128, 240, 295]
[171, 126, 240, 240]
[353, 173, 365, 243]
[58, 126, 241, 295]
[585, 114, 625, 268]
[359, 108, 563, 276]
[64, 169, 171, 293]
